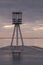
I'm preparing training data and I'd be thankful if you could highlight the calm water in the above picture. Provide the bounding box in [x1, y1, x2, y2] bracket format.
[0, 38, 43, 65]
[0, 39, 43, 48]
[0, 49, 43, 65]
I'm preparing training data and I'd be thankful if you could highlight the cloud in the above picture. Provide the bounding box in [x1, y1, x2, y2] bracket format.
[0, 0, 43, 24]
[0, 0, 43, 47]
[32, 26, 43, 31]
[0, 0, 43, 32]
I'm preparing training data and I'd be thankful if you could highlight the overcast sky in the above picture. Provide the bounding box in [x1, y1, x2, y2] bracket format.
[0, 0, 43, 35]
[0, 0, 43, 47]
[0, 0, 43, 23]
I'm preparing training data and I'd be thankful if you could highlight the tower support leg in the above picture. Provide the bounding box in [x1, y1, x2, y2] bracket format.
[16, 24, 18, 46]
[11, 25, 15, 47]
[19, 25, 24, 46]
[11, 24, 24, 50]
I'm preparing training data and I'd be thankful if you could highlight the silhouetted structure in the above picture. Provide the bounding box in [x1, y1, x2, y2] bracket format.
[11, 12, 24, 57]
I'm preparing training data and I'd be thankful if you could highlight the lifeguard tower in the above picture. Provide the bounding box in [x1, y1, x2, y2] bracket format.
[11, 12, 24, 57]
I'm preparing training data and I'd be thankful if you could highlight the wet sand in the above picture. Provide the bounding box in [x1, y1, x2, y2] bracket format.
[0, 46, 43, 65]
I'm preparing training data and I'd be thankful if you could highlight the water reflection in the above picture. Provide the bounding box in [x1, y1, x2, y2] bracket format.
[0, 48, 43, 65]
[12, 53, 21, 61]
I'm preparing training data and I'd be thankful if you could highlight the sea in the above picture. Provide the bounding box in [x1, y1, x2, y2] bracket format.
[0, 38, 43, 48]
[0, 38, 43, 65]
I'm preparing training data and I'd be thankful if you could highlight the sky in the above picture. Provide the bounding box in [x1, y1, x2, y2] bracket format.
[0, 0, 43, 47]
